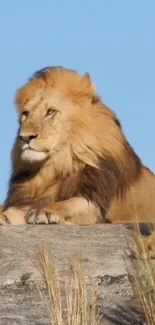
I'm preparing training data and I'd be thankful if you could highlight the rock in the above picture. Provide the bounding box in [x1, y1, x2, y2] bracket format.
[0, 224, 143, 325]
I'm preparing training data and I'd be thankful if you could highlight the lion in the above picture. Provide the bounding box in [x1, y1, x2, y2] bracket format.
[0, 66, 155, 252]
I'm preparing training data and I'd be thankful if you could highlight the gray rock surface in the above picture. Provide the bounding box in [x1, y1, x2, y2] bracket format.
[0, 224, 143, 325]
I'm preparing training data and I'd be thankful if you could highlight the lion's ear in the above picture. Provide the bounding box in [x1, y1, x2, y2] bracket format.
[81, 73, 96, 97]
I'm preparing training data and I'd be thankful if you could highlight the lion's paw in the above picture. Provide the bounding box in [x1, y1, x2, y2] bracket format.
[26, 209, 66, 225]
[0, 214, 9, 225]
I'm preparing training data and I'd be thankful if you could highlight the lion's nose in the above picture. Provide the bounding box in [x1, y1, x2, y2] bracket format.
[19, 134, 38, 143]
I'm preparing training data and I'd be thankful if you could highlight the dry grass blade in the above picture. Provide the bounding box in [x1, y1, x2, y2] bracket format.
[39, 246, 100, 325]
[129, 228, 155, 325]
[39, 246, 63, 325]
[66, 256, 99, 325]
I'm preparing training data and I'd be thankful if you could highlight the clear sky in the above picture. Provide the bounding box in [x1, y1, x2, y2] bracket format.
[0, 0, 155, 203]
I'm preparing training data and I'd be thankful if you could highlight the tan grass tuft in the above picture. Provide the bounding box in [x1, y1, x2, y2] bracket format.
[39, 246, 100, 325]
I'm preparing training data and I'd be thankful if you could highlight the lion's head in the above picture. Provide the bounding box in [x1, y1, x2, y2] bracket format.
[13, 66, 125, 172]
[14, 67, 96, 164]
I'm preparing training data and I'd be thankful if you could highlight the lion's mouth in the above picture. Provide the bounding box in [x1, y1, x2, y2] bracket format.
[20, 143, 49, 163]
[21, 143, 48, 153]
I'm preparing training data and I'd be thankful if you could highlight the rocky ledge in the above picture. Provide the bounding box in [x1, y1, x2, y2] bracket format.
[0, 224, 144, 325]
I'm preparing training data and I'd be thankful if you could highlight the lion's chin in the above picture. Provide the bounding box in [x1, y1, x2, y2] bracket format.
[21, 149, 48, 163]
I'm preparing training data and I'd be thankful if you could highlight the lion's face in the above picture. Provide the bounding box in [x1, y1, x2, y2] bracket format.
[17, 89, 73, 163]
[14, 66, 99, 166]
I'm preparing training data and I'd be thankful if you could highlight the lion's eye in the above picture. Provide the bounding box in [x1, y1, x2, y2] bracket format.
[22, 110, 29, 117]
[46, 108, 56, 117]
[21, 110, 29, 121]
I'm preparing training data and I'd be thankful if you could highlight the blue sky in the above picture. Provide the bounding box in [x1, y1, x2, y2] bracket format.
[0, 0, 155, 203]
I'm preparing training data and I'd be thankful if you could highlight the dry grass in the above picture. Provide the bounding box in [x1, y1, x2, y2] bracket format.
[37, 228, 155, 325]
[129, 228, 155, 325]
[39, 246, 101, 325]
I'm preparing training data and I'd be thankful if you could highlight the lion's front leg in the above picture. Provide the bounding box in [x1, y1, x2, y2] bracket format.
[0, 207, 28, 225]
[26, 197, 102, 226]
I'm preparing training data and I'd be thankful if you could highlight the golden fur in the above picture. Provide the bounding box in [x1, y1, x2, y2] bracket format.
[0, 66, 155, 235]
